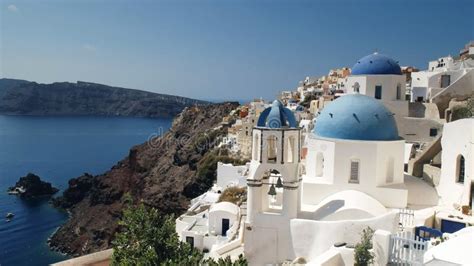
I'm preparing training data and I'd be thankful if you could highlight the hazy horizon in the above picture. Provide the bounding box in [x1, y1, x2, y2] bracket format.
[1, 0, 473, 101]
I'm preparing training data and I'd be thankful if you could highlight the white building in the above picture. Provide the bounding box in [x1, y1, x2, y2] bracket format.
[437, 118, 473, 209]
[345, 53, 409, 119]
[176, 195, 241, 253]
[428, 56, 455, 72]
[342, 53, 446, 144]
[305, 94, 408, 208]
[208, 202, 240, 236]
[242, 96, 433, 264]
[411, 56, 474, 104]
[244, 100, 302, 264]
[176, 161, 249, 253]
[216, 162, 248, 189]
[240, 94, 474, 264]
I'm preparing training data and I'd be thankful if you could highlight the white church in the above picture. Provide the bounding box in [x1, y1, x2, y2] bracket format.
[242, 54, 473, 265]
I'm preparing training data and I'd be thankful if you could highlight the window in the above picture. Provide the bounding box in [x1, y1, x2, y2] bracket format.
[266, 170, 283, 211]
[353, 82, 360, 93]
[267, 135, 278, 163]
[349, 160, 360, 183]
[457, 155, 465, 183]
[396, 84, 402, 100]
[441, 75, 451, 88]
[375, 85, 382, 99]
[186, 237, 194, 248]
[221, 218, 230, 236]
[429, 128, 438, 137]
[470, 183, 474, 209]
[287, 136, 295, 163]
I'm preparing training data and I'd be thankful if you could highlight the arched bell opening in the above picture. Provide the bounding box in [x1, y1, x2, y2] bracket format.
[261, 169, 284, 212]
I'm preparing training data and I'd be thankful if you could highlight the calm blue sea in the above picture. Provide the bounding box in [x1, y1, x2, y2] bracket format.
[0, 115, 172, 266]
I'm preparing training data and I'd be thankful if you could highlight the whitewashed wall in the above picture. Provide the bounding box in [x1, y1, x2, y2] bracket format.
[438, 118, 473, 208]
[290, 211, 398, 262]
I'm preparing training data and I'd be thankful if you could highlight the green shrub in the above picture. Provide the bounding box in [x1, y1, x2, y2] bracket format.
[112, 204, 202, 265]
[203, 254, 248, 266]
[354, 227, 375, 266]
[112, 203, 248, 265]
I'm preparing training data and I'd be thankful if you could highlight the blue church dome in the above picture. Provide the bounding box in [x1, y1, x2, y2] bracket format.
[351, 53, 402, 75]
[257, 100, 297, 128]
[313, 94, 399, 141]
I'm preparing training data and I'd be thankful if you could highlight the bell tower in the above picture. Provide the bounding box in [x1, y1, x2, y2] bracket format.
[244, 100, 302, 264]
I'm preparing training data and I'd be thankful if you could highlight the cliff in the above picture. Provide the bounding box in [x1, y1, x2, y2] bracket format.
[49, 102, 240, 256]
[0, 78, 207, 118]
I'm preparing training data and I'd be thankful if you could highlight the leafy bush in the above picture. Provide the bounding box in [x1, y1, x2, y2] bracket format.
[112, 203, 248, 265]
[354, 227, 375, 266]
[203, 254, 248, 266]
[112, 204, 203, 265]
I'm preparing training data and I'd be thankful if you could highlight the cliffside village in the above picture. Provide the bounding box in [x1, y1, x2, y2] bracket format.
[52, 42, 474, 266]
[175, 42, 474, 265]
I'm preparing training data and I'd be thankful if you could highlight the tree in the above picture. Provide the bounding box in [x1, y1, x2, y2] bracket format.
[112, 204, 203, 265]
[112, 203, 248, 265]
[354, 227, 375, 266]
[203, 254, 248, 266]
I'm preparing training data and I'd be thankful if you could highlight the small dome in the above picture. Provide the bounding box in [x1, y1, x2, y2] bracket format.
[351, 53, 402, 75]
[313, 94, 399, 141]
[257, 100, 297, 128]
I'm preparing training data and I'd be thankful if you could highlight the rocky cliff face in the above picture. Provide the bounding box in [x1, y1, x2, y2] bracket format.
[49, 102, 239, 256]
[0, 79, 207, 118]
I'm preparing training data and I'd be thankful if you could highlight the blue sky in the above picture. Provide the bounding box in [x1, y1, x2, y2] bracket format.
[1, 0, 473, 101]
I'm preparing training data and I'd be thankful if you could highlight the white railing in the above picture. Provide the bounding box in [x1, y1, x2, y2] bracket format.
[398, 208, 414, 231]
[389, 231, 428, 265]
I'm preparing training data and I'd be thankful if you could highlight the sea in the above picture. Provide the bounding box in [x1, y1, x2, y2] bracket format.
[0, 115, 172, 266]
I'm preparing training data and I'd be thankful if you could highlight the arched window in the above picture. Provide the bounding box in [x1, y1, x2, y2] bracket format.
[457, 155, 465, 183]
[267, 136, 278, 163]
[349, 159, 360, 183]
[353, 82, 360, 93]
[315, 152, 324, 177]
[287, 136, 295, 163]
[396, 83, 402, 100]
[266, 170, 283, 211]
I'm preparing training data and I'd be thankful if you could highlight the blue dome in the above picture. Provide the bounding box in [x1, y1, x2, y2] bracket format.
[313, 94, 399, 141]
[257, 100, 297, 128]
[351, 53, 402, 75]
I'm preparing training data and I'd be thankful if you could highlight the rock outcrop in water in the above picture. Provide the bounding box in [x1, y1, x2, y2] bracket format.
[8, 173, 59, 198]
[49, 102, 240, 257]
[0, 78, 207, 118]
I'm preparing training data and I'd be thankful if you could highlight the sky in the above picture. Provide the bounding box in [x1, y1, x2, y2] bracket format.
[1, 0, 473, 101]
